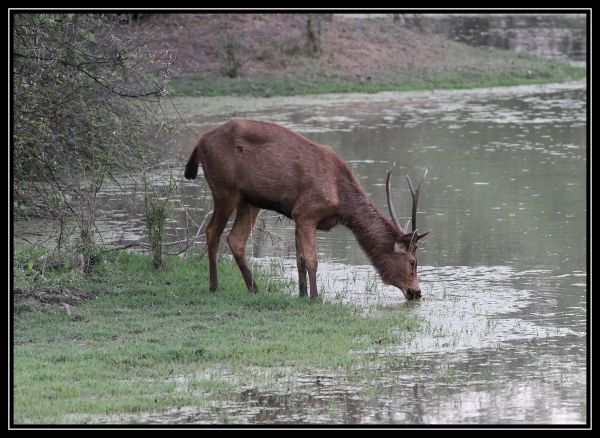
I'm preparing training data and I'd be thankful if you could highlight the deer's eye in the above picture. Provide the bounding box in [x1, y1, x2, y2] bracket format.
[410, 260, 417, 275]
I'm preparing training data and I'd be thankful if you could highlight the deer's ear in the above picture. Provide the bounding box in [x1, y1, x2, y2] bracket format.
[393, 240, 407, 254]
[395, 231, 419, 253]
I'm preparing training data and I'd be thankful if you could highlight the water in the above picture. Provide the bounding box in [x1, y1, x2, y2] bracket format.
[17, 82, 587, 424]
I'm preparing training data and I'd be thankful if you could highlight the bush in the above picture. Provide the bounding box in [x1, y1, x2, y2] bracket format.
[13, 13, 178, 255]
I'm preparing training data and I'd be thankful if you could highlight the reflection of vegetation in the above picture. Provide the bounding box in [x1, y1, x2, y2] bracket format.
[13, 246, 419, 423]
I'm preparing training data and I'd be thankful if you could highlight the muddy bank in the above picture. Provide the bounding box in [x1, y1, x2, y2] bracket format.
[13, 286, 100, 315]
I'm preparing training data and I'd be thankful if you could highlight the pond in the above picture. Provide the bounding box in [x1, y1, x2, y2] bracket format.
[179, 82, 587, 425]
[17, 82, 587, 424]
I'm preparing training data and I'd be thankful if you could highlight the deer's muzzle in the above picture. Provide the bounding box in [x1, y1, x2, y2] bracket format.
[405, 288, 421, 300]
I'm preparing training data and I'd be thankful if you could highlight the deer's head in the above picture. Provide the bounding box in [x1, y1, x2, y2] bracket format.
[384, 168, 430, 300]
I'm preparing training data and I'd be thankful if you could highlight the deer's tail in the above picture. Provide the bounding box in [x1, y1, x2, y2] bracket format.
[184, 145, 200, 180]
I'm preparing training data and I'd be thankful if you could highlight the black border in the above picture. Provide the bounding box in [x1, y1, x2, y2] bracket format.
[9, 8, 591, 430]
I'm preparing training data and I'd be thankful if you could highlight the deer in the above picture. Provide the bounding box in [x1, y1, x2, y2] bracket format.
[184, 119, 430, 301]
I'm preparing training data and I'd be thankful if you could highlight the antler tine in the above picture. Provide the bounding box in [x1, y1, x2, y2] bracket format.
[406, 169, 428, 234]
[386, 167, 407, 234]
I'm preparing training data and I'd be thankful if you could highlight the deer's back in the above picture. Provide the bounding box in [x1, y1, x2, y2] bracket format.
[197, 119, 354, 218]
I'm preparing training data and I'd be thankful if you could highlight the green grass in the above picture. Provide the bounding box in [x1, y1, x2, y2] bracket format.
[166, 53, 586, 98]
[12, 245, 419, 424]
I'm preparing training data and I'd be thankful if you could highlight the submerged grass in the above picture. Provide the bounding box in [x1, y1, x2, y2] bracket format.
[12, 245, 419, 424]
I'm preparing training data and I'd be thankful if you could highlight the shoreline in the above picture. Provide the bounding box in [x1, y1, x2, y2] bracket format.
[166, 63, 585, 99]
[165, 79, 586, 123]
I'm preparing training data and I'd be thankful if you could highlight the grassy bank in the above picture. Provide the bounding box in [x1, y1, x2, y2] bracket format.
[137, 14, 585, 97]
[130, 15, 586, 98]
[164, 41, 585, 98]
[167, 63, 585, 97]
[12, 245, 419, 424]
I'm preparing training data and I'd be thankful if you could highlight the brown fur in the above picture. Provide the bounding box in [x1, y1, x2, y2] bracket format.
[185, 119, 425, 300]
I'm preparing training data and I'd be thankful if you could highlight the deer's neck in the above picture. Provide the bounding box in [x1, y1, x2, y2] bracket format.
[340, 189, 396, 267]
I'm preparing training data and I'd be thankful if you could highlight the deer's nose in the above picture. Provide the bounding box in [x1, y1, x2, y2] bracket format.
[406, 288, 421, 300]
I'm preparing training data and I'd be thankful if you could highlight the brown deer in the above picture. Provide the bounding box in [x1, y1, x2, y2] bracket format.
[184, 119, 429, 300]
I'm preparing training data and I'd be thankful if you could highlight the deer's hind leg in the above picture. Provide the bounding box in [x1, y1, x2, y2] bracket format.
[227, 200, 261, 293]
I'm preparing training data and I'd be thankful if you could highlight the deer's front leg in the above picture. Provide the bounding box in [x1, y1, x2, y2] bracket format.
[295, 246, 308, 298]
[294, 221, 319, 301]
